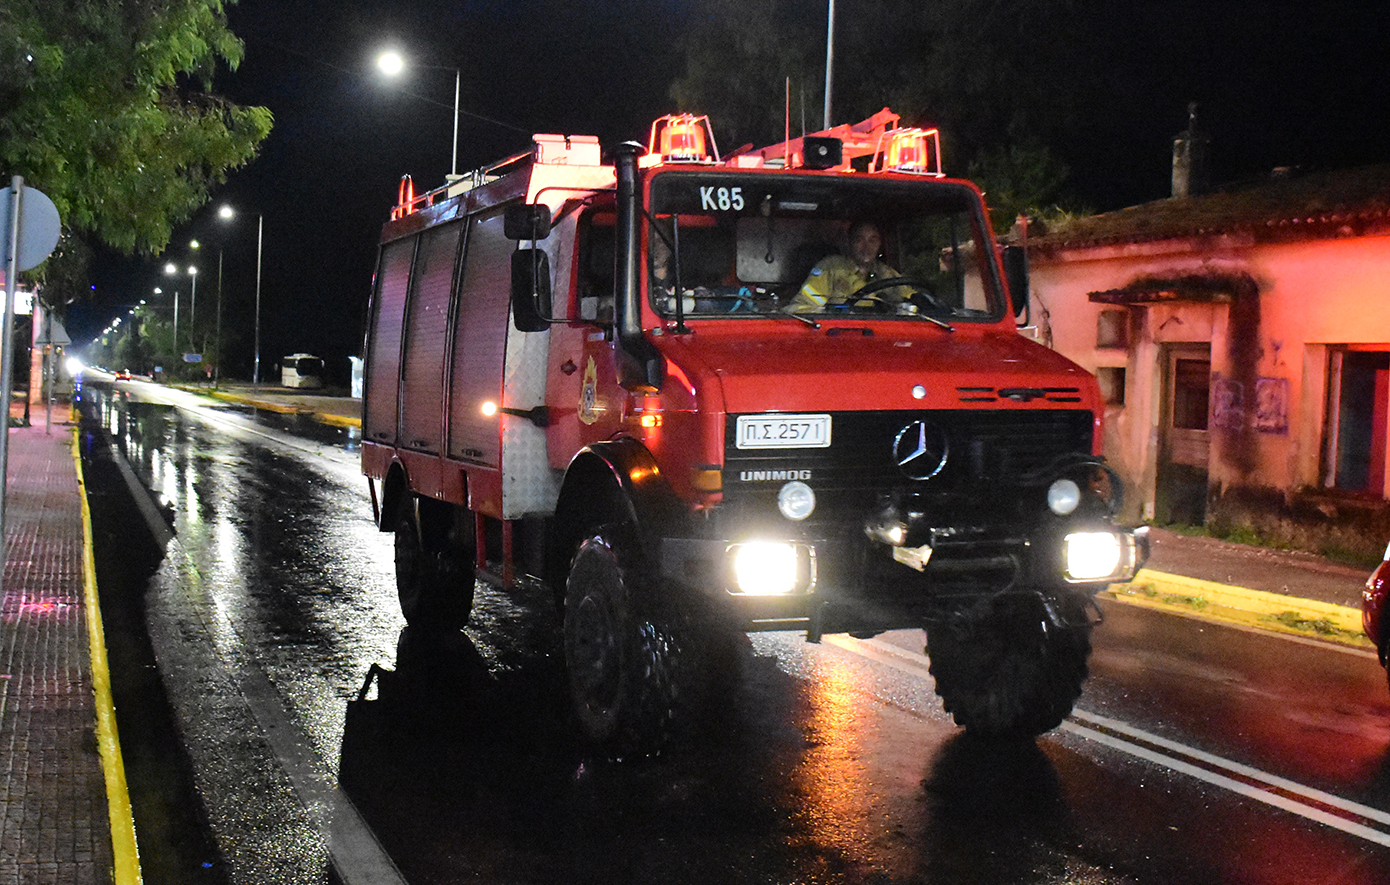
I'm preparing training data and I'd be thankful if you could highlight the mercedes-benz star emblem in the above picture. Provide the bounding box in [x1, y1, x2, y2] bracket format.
[892, 420, 949, 481]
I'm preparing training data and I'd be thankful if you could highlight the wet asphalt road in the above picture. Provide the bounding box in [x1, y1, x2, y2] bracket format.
[79, 376, 1390, 884]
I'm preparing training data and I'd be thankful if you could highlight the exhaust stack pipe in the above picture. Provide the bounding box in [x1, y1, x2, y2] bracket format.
[614, 141, 664, 392]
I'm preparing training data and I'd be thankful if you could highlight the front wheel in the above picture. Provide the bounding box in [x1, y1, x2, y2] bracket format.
[925, 592, 1092, 738]
[563, 528, 677, 758]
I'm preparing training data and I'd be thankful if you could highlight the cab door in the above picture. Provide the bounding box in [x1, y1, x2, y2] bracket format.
[547, 210, 623, 467]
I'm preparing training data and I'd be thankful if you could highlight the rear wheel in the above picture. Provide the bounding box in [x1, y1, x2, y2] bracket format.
[564, 528, 677, 758]
[925, 592, 1092, 738]
[393, 496, 475, 630]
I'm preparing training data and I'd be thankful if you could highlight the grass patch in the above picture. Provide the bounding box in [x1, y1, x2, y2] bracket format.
[1318, 544, 1382, 570]
[1117, 582, 1209, 610]
[1267, 610, 1353, 639]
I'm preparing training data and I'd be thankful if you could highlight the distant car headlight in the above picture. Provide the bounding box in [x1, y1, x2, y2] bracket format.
[1064, 531, 1126, 582]
[730, 541, 805, 595]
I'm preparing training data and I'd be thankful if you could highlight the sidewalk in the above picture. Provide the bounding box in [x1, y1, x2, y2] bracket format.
[1110, 526, 1372, 647]
[0, 412, 137, 884]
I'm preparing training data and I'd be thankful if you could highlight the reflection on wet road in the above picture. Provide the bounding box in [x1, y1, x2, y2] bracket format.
[81, 382, 1390, 884]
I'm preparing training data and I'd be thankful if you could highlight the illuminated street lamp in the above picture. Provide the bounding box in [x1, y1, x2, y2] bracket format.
[209, 204, 237, 382]
[163, 262, 182, 353]
[215, 204, 264, 384]
[189, 239, 201, 325]
[376, 48, 462, 179]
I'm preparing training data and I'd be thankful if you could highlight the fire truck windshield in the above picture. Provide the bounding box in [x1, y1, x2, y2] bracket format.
[646, 172, 1005, 322]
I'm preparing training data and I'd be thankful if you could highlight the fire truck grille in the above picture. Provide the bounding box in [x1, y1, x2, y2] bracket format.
[723, 409, 1094, 500]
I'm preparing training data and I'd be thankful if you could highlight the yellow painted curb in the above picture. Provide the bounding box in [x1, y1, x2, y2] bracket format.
[206, 390, 301, 415]
[205, 390, 362, 428]
[315, 411, 363, 429]
[1108, 567, 1370, 648]
[73, 428, 143, 883]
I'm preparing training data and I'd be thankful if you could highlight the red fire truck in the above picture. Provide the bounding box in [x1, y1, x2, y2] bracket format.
[362, 110, 1148, 755]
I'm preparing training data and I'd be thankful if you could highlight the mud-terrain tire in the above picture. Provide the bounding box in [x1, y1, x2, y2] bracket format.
[564, 528, 678, 758]
[393, 498, 474, 630]
[925, 593, 1091, 738]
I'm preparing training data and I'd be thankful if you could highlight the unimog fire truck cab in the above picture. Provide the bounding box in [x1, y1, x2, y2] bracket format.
[362, 110, 1148, 755]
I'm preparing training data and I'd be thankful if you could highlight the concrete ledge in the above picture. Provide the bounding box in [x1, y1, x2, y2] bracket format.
[1107, 568, 1371, 648]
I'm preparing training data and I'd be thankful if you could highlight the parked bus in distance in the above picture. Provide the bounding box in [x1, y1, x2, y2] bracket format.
[281, 353, 325, 389]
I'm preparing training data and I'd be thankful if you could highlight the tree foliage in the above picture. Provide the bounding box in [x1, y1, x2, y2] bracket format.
[0, 0, 272, 272]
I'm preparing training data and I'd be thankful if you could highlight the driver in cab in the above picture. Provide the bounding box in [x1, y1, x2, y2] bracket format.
[788, 220, 908, 313]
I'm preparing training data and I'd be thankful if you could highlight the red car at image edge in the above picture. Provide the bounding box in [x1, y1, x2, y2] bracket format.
[1366, 543, 1390, 683]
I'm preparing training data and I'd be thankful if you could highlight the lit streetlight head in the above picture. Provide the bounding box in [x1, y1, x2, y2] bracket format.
[188, 266, 198, 276]
[190, 239, 201, 250]
[164, 262, 178, 275]
[377, 50, 405, 77]
[218, 204, 235, 220]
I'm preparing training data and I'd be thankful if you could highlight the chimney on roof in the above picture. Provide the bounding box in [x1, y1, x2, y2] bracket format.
[1171, 102, 1209, 198]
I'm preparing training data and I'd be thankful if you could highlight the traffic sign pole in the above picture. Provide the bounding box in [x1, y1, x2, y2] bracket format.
[0, 176, 61, 595]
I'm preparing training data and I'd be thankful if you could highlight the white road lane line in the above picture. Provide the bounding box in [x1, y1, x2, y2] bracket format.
[1060, 721, 1390, 848]
[842, 635, 1390, 849]
[1071, 709, 1390, 828]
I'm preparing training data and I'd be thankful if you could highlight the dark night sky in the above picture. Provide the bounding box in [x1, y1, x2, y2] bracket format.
[75, 1, 1390, 384]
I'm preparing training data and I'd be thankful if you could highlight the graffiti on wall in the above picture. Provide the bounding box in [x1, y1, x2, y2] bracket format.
[1211, 376, 1289, 434]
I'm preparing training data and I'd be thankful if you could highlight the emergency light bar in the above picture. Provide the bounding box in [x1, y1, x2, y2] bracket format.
[872, 128, 944, 176]
[648, 114, 719, 164]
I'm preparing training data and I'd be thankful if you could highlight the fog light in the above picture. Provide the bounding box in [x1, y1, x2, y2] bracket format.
[1048, 478, 1081, 515]
[732, 542, 799, 595]
[778, 481, 816, 521]
[1064, 531, 1123, 581]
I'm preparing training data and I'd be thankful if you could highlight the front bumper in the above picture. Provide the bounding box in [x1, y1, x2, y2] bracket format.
[659, 521, 1149, 634]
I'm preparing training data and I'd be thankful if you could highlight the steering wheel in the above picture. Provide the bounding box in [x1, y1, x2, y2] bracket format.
[853, 276, 946, 312]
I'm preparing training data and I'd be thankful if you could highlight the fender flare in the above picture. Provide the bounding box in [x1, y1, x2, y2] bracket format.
[546, 437, 681, 592]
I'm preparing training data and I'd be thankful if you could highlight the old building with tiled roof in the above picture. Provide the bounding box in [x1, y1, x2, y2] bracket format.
[1019, 163, 1390, 556]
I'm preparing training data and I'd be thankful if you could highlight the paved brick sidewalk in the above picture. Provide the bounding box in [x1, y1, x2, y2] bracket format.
[0, 419, 115, 884]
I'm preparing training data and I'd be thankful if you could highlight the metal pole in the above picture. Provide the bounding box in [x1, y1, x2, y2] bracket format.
[451, 68, 461, 178]
[215, 249, 223, 384]
[172, 287, 179, 361]
[823, 0, 836, 129]
[253, 213, 263, 385]
[189, 267, 197, 328]
[0, 176, 24, 590]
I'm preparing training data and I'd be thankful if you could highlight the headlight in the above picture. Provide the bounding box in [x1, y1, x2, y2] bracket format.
[778, 481, 816, 521]
[1064, 531, 1125, 582]
[1047, 478, 1081, 515]
[730, 541, 807, 595]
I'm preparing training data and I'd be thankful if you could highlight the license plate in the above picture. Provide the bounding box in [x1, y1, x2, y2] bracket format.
[735, 413, 832, 449]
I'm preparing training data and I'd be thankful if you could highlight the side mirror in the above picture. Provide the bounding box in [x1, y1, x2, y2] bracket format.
[511, 249, 552, 332]
[504, 203, 552, 241]
[1002, 244, 1030, 320]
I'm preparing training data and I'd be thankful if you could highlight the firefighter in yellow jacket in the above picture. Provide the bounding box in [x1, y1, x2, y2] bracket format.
[789, 220, 903, 312]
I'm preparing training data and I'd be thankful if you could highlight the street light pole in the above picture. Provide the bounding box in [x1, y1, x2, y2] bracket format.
[377, 50, 461, 179]
[188, 265, 198, 346]
[163, 263, 181, 358]
[451, 67, 460, 178]
[189, 239, 201, 325]
[254, 213, 263, 385]
[215, 248, 223, 383]
[824, 0, 836, 129]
